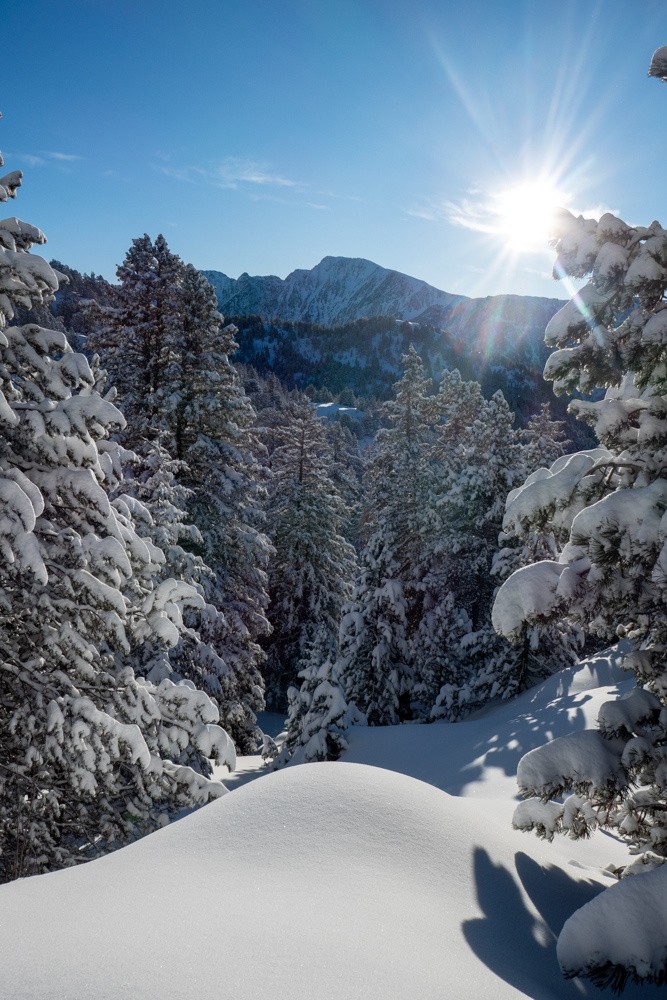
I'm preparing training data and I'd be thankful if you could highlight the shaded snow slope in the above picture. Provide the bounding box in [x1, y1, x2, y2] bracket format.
[342, 646, 634, 801]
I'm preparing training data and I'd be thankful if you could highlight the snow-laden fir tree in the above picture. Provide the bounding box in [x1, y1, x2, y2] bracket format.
[47, 260, 116, 350]
[277, 651, 364, 766]
[327, 418, 363, 544]
[492, 402, 573, 584]
[493, 205, 667, 991]
[481, 402, 584, 704]
[337, 531, 412, 725]
[338, 350, 533, 722]
[520, 402, 571, 473]
[89, 234, 183, 439]
[0, 142, 234, 881]
[262, 397, 357, 709]
[422, 371, 529, 716]
[339, 347, 433, 724]
[91, 417, 255, 750]
[110, 437, 249, 747]
[169, 265, 272, 752]
[92, 249, 271, 753]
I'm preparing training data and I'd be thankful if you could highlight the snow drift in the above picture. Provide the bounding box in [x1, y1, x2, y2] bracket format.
[1, 654, 663, 999]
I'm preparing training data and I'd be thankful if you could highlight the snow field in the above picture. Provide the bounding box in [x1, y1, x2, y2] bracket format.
[1, 649, 662, 999]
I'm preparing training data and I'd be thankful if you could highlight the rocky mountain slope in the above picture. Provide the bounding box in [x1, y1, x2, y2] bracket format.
[44, 255, 573, 426]
[203, 256, 468, 327]
[203, 255, 564, 337]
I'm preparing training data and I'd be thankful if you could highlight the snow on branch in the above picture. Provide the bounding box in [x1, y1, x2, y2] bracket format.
[649, 46, 667, 81]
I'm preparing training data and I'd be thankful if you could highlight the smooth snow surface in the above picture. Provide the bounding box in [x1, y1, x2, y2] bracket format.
[1, 649, 662, 999]
[0, 764, 608, 1000]
[558, 864, 667, 984]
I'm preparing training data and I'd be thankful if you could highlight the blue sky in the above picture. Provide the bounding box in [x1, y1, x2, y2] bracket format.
[3, 0, 667, 299]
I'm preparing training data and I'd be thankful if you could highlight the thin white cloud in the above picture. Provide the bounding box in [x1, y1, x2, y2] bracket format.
[7, 151, 82, 168]
[217, 158, 297, 188]
[158, 164, 195, 183]
[157, 157, 357, 211]
[445, 196, 503, 234]
[407, 195, 500, 233]
[13, 153, 46, 167]
[43, 151, 82, 162]
[317, 189, 363, 204]
[405, 204, 441, 222]
[158, 157, 301, 192]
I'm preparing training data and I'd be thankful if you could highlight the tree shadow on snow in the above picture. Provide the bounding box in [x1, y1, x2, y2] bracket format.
[440, 690, 593, 796]
[515, 851, 604, 936]
[463, 847, 663, 999]
[450, 646, 634, 792]
[463, 847, 605, 999]
[474, 695, 590, 776]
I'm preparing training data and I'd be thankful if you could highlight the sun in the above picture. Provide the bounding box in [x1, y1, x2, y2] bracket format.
[493, 180, 568, 252]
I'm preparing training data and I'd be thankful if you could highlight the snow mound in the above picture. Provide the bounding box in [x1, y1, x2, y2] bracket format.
[558, 864, 667, 990]
[0, 761, 624, 999]
[2, 652, 661, 1000]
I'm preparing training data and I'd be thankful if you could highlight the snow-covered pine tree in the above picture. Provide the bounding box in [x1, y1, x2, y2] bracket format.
[0, 142, 234, 881]
[327, 418, 363, 544]
[277, 650, 364, 766]
[110, 438, 240, 723]
[337, 351, 545, 721]
[428, 373, 521, 620]
[47, 260, 116, 350]
[492, 404, 572, 584]
[493, 206, 667, 990]
[92, 249, 271, 753]
[520, 402, 571, 473]
[339, 348, 433, 723]
[89, 234, 184, 439]
[419, 374, 524, 715]
[489, 406, 584, 689]
[263, 396, 357, 709]
[168, 265, 272, 752]
[338, 530, 412, 725]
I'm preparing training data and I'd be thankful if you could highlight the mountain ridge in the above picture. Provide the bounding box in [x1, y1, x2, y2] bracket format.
[202, 255, 565, 333]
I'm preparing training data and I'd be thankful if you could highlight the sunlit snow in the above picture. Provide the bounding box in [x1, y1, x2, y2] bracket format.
[0, 649, 662, 999]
